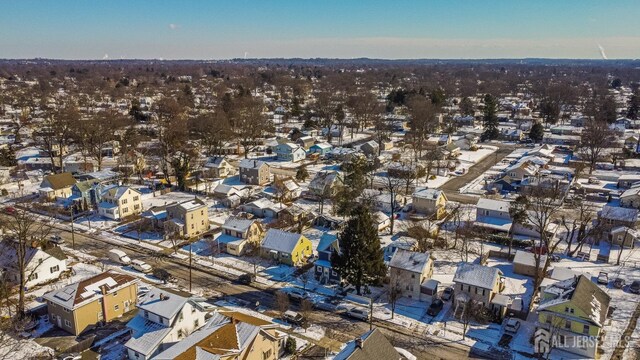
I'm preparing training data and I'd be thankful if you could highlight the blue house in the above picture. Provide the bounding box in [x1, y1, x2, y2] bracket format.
[309, 142, 333, 156]
[275, 142, 306, 162]
[314, 232, 341, 284]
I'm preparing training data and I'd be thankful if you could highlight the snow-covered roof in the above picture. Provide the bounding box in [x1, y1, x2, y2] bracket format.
[222, 217, 255, 233]
[138, 287, 191, 321]
[239, 159, 267, 170]
[453, 263, 502, 290]
[124, 315, 172, 356]
[476, 198, 510, 212]
[413, 188, 444, 200]
[389, 249, 431, 274]
[261, 229, 304, 254]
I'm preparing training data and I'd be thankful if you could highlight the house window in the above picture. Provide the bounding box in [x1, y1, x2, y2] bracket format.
[50, 314, 55, 321]
[316, 266, 322, 273]
[565, 320, 571, 330]
[50, 265, 60, 273]
[482, 289, 486, 296]
[545, 315, 552, 324]
[123, 207, 128, 213]
[191, 306, 196, 313]
[63, 307, 70, 313]
[583, 324, 590, 334]
[263, 349, 273, 359]
[179, 313, 184, 322]
[134, 204, 140, 210]
[484, 210, 490, 216]
[133, 196, 139, 201]
[191, 224, 194, 229]
[28, 272, 38, 281]
[144, 311, 149, 319]
[114, 304, 120, 311]
[178, 329, 184, 339]
[64, 319, 71, 327]
[411, 274, 415, 279]
[122, 199, 128, 204]
[201, 210, 204, 215]
[331, 270, 338, 277]
[113, 291, 118, 296]
[194, 319, 199, 328]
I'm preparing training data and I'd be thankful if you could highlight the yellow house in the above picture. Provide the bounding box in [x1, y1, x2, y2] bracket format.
[412, 188, 448, 220]
[39, 172, 76, 200]
[98, 186, 143, 220]
[537, 275, 611, 359]
[153, 311, 284, 360]
[260, 229, 312, 266]
[43, 270, 138, 335]
[164, 198, 210, 239]
[219, 217, 265, 256]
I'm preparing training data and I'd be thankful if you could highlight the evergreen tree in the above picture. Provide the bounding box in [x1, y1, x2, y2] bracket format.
[628, 93, 639, 120]
[539, 98, 560, 126]
[481, 94, 500, 141]
[460, 97, 474, 116]
[335, 157, 372, 216]
[332, 205, 387, 295]
[295, 165, 309, 182]
[529, 122, 544, 143]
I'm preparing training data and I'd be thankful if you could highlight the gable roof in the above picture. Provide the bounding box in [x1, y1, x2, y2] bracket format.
[413, 188, 445, 201]
[453, 263, 502, 290]
[138, 287, 193, 320]
[42, 172, 76, 190]
[222, 217, 256, 233]
[43, 270, 137, 309]
[261, 229, 304, 254]
[476, 198, 510, 212]
[389, 249, 431, 274]
[103, 186, 141, 200]
[153, 311, 274, 360]
[334, 328, 400, 360]
[538, 275, 611, 327]
[238, 159, 267, 170]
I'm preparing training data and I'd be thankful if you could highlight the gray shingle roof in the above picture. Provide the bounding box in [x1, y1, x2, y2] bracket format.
[453, 263, 502, 290]
[261, 229, 303, 254]
[334, 328, 400, 360]
[389, 249, 430, 273]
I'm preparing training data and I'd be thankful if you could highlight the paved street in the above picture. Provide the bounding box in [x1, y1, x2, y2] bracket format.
[45, 223, 486, 359]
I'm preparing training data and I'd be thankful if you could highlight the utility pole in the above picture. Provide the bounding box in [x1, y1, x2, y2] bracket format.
[70, 207, 75, 250]
[369, 298, 373, 331]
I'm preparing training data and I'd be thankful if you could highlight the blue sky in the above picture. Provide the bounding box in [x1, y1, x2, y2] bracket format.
[1, 0, 639, 59]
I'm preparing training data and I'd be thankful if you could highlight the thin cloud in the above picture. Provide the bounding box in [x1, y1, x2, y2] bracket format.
[168, 23, 180, 30]
[597, 43, 608, 60]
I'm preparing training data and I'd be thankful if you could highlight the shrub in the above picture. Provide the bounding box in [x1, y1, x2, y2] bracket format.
[284, 337, 297, 355]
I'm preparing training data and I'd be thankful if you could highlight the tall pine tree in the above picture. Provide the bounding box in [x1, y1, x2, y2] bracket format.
[481, 94, 500, 141]
[332, 205, 387, 295]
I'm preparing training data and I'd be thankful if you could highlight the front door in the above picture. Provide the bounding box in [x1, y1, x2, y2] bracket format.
[56, 315, 62, 328]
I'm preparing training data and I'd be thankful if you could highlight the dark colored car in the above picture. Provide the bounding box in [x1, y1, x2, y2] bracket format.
[630, 280, 640, 294]
[237, 273, 255, 285]
[427, 299, 444, 316]
[153, 268, 172, 283]
[613, 278, 626, 289]
[441, 287, 453, 301]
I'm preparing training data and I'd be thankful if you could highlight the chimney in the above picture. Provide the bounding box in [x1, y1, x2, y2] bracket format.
[159, 293, 165, 301]
[100, 284, 108, 295]
[355, 337, 363, 349]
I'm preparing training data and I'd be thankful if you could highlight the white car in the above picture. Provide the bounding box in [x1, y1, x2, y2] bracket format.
[504, 318, 521, 333]
[131, 259, 152, 273]
[346, 307, 371, 321]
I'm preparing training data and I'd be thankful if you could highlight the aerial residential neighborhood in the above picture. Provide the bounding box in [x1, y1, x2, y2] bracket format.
[2, 2, 640, 360]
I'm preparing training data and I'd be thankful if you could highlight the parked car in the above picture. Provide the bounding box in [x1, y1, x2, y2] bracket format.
[597, 272, 609, 285]
[131, 259, 152, 273]
[2, 206, 16, 215]
[504, 318, 521, 333]
[283, 310, 305, 326]
[60, 354, 81, 360]
[588, 177, 601, 184]
[153, 268, 172, 283]
[49, 234, 65, 245]
[441, 287, 453, 301]
[345, 307, 370, 321]
[613, 278, 626, 289]
[630, 280, 640, 294]
[427, 299, 444, 316]
[237, 273, 255, 285]
[287, 288, 308, 302]
[108, 249, 131, 265]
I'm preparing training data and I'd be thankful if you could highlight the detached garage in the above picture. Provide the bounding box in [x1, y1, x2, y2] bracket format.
[513, 250, 547, 278]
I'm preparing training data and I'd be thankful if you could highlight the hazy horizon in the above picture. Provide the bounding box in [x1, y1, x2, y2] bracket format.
[2, 1, 639, 60]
